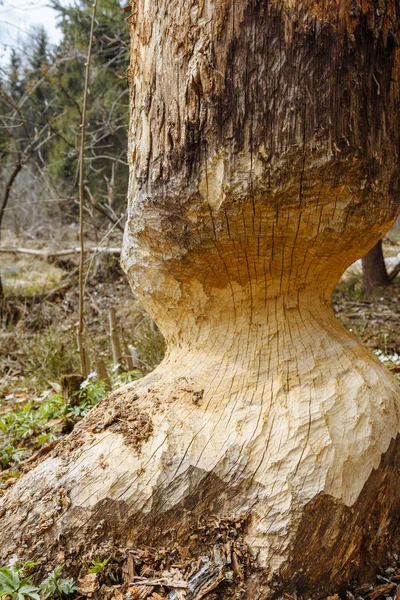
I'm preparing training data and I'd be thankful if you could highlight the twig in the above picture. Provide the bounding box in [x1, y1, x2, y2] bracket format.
[0, 246, 121, 258]
[42, 255, 92, 301]
[109, 307, 123, 372]
[130, 577, 188, 589]
[83, 214, 124, 296]
[85, 184, 125, 231]
[388, 262, 400, 283]
[78, 0, 98, 377]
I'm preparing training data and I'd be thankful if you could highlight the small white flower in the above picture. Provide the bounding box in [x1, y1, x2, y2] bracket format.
[111, 363, 121, 373]
[5, 394, 14, 400]
[87, 371, 97, 380]
[80, 379, 90, 389]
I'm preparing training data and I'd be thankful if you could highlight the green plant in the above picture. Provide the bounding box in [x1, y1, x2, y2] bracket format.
[25, 327, 79, 386]
[89, 556, 111, 574]
[112, 370, 142, 388]
[39, 566, 76, 598]
[79, 377, 107, 402]
[0, 469, 22, 483]
[68, 378, 108, 420]
[0, 444, 30, 469]
[0, 369, 143, 472]
[19, 563, 38, 573]
[36, 431, 59, 447]
[0, 567, 39, 600]
[334, 272, 366, 301]
[0, 393, 68, 471]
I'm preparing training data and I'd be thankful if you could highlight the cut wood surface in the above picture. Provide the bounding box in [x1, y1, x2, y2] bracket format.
[1, 2, 400, 598]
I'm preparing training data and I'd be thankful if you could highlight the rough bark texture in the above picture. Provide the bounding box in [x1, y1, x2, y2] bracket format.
[1, 2, 400, 598]
[362, 239, 389, 296]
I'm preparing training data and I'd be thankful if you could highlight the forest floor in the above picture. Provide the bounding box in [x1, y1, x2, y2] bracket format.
[333, 277, 400, 360]
[1, 239, 400, 599]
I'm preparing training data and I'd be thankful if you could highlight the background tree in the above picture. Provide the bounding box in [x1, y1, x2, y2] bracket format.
[0, 48, 58, 300]
[46, 0, 129, 229]
[0, 0, 129, 297]
[362, 239, 390, 297]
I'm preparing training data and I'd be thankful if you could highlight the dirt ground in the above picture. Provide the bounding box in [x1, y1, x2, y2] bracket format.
[333, 281, 400, 356]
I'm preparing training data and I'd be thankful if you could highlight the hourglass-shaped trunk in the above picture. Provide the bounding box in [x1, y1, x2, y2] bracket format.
[121, 0, 400, 580]
[1, 1, 400, 598]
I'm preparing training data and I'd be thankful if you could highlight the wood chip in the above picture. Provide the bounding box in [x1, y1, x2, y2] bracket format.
[109, 590, 126, 600]
[129, 585, 154, 600]
[190, 567, 225, 600]
[123, 552, 136, 583]
[130, 577, 187, 589]
[78, 573, 99, 597]
[231, 551, 243, 580]
[365, 582, 396, 600]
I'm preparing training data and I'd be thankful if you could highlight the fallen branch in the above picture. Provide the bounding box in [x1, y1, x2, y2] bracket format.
[130, 577, 188, 589]
[0, 246, 121, 259]
[388, 262, 400, 282]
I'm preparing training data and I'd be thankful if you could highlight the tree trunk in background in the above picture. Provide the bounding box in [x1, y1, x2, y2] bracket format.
[1, 2, 400, 598]
[0, 163, 24, 302]
[362, 239, 389, 296]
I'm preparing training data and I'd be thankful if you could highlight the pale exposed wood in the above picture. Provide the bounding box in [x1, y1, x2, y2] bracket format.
[130, 577, 188, 588]
[120, 0, 400, 583]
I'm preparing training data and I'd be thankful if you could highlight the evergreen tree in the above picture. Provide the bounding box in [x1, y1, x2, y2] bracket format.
[0, 0, 129, 238]
[9, 49, 23, 102]
[27, 27, 50, 104]
[47, 0, 129, 220]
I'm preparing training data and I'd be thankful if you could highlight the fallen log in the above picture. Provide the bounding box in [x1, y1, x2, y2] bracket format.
[0, 246, 121, 259]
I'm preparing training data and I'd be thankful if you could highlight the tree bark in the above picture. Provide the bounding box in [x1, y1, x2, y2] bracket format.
[362, 239, 389, 296]
[1, 2, 400, 598]
[0, 162, 23, 301]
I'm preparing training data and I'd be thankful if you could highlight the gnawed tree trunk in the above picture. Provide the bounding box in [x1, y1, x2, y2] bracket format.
[1, 1, 400, 598]
[362, 239, 389, 296]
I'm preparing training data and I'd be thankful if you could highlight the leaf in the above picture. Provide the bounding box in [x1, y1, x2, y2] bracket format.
[40, 566, 77, 598]
[17, 586, 40, 600]
[0, 568, 39, 600]
[19, 584, 40, 598]
[0, 566, 21, 592]
[58, 578, 77, 595]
